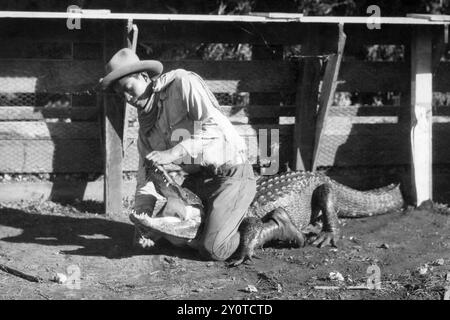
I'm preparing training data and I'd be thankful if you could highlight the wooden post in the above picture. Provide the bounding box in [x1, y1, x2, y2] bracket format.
[102, 20, 128, 216]
[122, 20, 139, 156]
[410, 26, 433, 206]
[312, 23, 346, 171]
[293, 25, 322, 171]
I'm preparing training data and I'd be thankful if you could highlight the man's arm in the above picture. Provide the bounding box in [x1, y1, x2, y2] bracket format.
[135, 131, 159, 214]
[146, 70, 219, 164]
[176, 71, 220, 159]
[146, 143, 188, 165]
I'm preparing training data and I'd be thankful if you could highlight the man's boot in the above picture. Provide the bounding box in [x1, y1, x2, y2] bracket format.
[229, 208, 305, 266]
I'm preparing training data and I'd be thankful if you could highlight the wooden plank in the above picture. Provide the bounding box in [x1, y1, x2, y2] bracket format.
[0, 59, 419, 98]
[127, 105, 295, 123]
[0, 121, 293, 140]
[324, 122, 406, 136]
[314, 135, 409, 167]
[336, 61, 450, 93]
[314, 131, 450, 167]
[0, 121, 98, 140]
[0, 60, 103, 93]
[325, 115, 399, 126]
[325, 121, 450, 136]
[0, 140, 102, 172]
[0, 12, 448, 25]
[0, 60, 297, 94]
[293, 25, 322, 171]
[5, 132, 450, 172]
[218, 105, 296, 118]
[3, 125, 450, 172]
[328, 106, 450, 118]
[123, 20, 138, 156]
[126, 124, 293, 139]
[328, 105, 404, 117]
[338, 61, 409, 92]
[0, 124, 294, 173]
[8, 118, 450, 141]
[0, 180, 137, 202]
[162, 60, 297, 93]
[312, 23, 346, 171]
[102, 20, 126, 216]
[410, 26, 433, 205]
[0, 106, 98, 121]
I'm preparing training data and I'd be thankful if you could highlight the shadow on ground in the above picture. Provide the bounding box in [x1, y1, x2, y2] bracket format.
[0, 206, 203, 261]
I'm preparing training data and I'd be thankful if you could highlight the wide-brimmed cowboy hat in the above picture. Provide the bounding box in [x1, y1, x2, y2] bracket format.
[99, 48, 163, 90]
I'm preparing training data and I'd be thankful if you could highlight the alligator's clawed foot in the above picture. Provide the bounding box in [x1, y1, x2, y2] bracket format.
[228, 217, 263, 267]
[302, 222, 323, 237]
[310, 231, 338, 248]
[228, 253, 262, 267]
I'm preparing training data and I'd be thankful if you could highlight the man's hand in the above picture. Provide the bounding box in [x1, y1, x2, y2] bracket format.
[146, 145, 187, 165]
[146, 149, 177, 165]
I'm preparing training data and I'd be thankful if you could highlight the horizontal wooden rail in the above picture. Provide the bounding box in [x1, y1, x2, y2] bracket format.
[0, 140, 102, 172]
[6, 105, 450, 122]
[338, 61, 409, 92]
[0, 59, 297, 94]
[3, 120, 450, 171]
[0, 106, 98, 121]
[0, 122, 99, 140]
[1, 59, 450, 96]
[0, 59, 103, 93]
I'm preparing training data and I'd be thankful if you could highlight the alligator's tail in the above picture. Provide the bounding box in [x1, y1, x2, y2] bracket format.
[331, 180, 405, 218]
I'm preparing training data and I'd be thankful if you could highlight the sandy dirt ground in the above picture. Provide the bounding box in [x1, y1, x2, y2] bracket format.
[0, 200, 449, 300]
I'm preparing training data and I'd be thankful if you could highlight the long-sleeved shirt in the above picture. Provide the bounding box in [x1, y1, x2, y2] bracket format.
[134, 69, 249, 213]
[137, 68, 248, 172]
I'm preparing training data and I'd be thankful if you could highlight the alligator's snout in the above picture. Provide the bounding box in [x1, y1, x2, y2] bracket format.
[143, 159, 203, 211]
[131, 159, 205, 245]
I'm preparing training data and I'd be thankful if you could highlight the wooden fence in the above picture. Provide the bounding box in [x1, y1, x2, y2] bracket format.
[0, 13, 449, 212]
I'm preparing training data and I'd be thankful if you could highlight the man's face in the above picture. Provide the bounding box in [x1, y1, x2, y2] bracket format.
[113, 73, 150, 107]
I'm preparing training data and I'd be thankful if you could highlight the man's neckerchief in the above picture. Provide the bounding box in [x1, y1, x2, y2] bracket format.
[136, 70, 221, 137]
[137, 90, 160, 136]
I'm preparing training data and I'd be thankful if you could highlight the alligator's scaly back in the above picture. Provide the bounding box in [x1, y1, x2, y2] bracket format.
[331, 180, 404, 218]
[248, 171, 404, 224]
[248, 171, 327, 228]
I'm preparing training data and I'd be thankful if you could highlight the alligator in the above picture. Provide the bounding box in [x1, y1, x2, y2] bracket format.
[130, 159, 405, 265]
